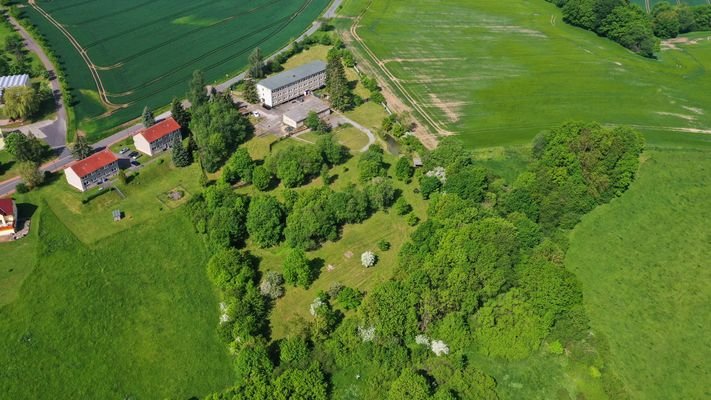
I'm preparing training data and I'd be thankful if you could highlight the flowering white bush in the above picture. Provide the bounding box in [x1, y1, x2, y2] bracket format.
[426, 166, 447, 183]
[309, 297, 324, 316]
[415, 334, 430, 346]
[431, 340, 450, 356]
[361, 251, 377, 268]
[259, 271, 284, 299]
[358, 325, 376, 342]
[219, 302, 230, 324]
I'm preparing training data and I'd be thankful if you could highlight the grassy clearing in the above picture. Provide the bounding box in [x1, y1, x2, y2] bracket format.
[41, 153, 202, 244]
[344, 101, 387, 132]
[334, 125, 369, 151]
[565, 149, 711, 399]
[0, 201, 234, 399]
[351, 0, 711, 148]
[21, 0, 330, 138]
[0, 204, 39, 307]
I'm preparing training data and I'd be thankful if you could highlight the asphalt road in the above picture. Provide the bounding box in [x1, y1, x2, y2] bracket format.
[0, 0, 345, 197]
[8, 15, 68, 151]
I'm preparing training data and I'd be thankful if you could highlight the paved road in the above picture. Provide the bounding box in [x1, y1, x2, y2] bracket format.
[0, 0, 344, 196]
[8, 15, 68, 151]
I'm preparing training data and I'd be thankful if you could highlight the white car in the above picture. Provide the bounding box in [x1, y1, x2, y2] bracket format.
[252, 111, 260, 117]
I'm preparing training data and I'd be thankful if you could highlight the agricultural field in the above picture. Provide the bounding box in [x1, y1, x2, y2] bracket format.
[18, 0, 330, 138]
[566, 149, 711, 400]
[345, 0, 711, 148]
[630, 0, 710, 12]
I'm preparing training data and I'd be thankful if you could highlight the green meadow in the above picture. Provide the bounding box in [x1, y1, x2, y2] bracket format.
[566, 149, 711, 400]
[348, 0, 711, 147]
[0, 158, 234, 399]
[19, 0, 329, 137]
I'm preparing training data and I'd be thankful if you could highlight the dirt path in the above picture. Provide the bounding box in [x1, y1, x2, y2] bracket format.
[347, 1, 443, 149]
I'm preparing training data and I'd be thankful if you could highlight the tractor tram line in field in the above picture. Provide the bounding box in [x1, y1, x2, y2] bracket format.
[94, 0, 293, 70]
[107, 0, 317, 109]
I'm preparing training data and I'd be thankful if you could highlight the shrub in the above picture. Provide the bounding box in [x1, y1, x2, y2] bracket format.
[377, 240, 391, 251]
[361, 251, 376, 268]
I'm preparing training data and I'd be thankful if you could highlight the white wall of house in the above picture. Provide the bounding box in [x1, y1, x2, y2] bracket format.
[133, 134, 154, 156]
[64, 167, 86, 192]
[257, 85, 273, 107]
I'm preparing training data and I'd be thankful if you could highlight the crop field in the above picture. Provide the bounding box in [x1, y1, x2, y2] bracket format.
[630, 0, 710, 12]
[20, 0, 329, 137]
[566, 149, 711, 399]
[346, 0, 711, 148]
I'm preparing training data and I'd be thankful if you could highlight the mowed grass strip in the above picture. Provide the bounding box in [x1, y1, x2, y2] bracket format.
[0, 204, 233, 399]
[354, 0, 711, 147]
[565, 149, 711, 400]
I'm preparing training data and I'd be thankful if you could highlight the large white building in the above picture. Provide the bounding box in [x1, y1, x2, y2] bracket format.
[257, 61, 327, 107]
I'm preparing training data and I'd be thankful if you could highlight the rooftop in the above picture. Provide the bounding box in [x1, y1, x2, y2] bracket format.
[0, 74, 29, 90]
[138, 117, 181, 143]
[0, 198, 14, 216]
[67, 150, 118, 178]
[258, 60, 327, 91]
[282, 96, 331, 123]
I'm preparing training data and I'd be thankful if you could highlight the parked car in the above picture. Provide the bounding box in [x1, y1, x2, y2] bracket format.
[131, 161, 141, 167]
[119, 147, 129, 154]
[128, 151, 138, 158]
[252, 111, 260, 117]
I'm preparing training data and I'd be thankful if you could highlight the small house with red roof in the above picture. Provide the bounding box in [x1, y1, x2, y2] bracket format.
[133, 117, 182, 157]
[0, 198, 17, 237]
[64, 150, 120, 192]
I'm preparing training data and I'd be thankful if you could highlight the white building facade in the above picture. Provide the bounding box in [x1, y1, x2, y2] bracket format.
[133, 117, 182, 157]
[64, 151, 120, 192]
[257, 61, 327, 107]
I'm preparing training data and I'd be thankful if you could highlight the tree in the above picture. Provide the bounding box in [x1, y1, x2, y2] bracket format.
[305, 111, 321, 131]
[336, 287, 363, 310]
[18, 161, 44, 188]
[206, 248, 255, 292]
[141, 105, 155, 127]
[117, 170, 128, 185]
[316, 135, 347, 166]
[5, 131, 46, 163]
[320, 164, 330, 186]
[364, 177, 396, 210]
[243, 77, 259, 104]
[652, 3, 680, 38]
[361, 251, 376, 268]
[358, 146, 386, 182]
[246, 195, 284, 248]
[248, 47, 265, 79]
[252, 166, 272, 191]
[387, 369, 432, 400]
[170, 97, 191, 129]
[222, 148, 255, 184]
[260, 271, 285, 299]
[171, 136, 191, 167]
[279, 336, 310, 367]
[443, 166, 488, 202]
[4, 86, 39, 120]
[325, 55, 353, 111]
[70, 135, 92, 160]
[419, 175, 442, 199]
[190, 94, 252, 172]
[282, 248, 313, 288]
[188, 69, 208, 107]
[4, 35, 24, 61]
[395, 156, 414, 181]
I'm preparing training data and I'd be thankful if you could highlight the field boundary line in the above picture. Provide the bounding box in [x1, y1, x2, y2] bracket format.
[347, 1, 443, 147]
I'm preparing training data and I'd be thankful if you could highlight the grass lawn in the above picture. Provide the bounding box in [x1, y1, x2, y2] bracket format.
[334, 125, 369, 151]
[242, 134, 279, 160]
[0, 203, 234, 399]
[0, 150, 20, 181]
[344, 101, 387, 132]
[349, 0, 711, 148]
[40, 153, 202, 244]
[0, 204, 40, 307]
[565, 149, 711, 400]
[282, 44, 330, 70]
[21, 0, 330, 138]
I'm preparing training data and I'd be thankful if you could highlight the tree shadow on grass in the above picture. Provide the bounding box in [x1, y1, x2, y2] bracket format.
[309, 257, 325, 285]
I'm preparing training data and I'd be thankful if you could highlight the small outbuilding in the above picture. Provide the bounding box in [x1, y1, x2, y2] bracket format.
[112, 209, 122, 221]
[282, 96, 331, 129]
[0, 198, 17, 237]
[0, 74, 30, 101]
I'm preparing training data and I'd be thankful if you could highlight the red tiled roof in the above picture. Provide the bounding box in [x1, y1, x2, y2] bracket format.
[138, 117, 181, 143]
[0, 198, 13, 216]
[67, 150, 118, 178]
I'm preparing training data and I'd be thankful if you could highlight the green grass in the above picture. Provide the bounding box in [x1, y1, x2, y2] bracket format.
[351, 0, 711, 148]
[344, 101, 387, 132]
[20, 0, 330, 138]
[0, 201, 234, 399]
[334, 125, 369, 151]
[0, 204, 40, 307]
[42, 154, 202, 244]
[565, 149, 711, 400]
[0, 150, 20, 181]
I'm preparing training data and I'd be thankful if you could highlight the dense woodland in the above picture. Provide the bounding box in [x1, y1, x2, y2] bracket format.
[176, 92, 645, 400]
[548, 0, 711, 57]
